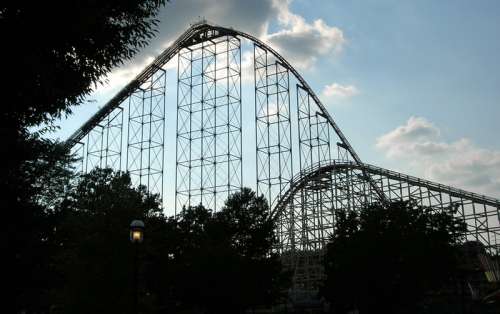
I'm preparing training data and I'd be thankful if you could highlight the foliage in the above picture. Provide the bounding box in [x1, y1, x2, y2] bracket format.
[6, 133, 75, 313]
[320, 200, 467, 314]
[53, 168, 164, 314]
[1, 2, 166, 312]
[1, 0, 166, 128]
[52, 172, 288, 313]
[161, 188, 289, 314]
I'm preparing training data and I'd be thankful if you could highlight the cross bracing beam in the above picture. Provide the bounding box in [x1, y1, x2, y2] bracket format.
[65, 23, 237, 148]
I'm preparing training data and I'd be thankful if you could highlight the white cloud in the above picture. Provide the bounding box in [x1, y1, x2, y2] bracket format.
[96, 56, 156, 94]
[322, 83, 358, 99]
[97, 0, 346, 93]
[376, 116, 442, 158]
[264, 1, 345, 70]
[376, 116, 500, 197]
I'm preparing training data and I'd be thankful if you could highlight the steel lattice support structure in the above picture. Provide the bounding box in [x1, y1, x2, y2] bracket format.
[254, 44, 293, 209]
[175, 36, 242, 212]
[297, 85, 334, 172]
[126, 68, 166, 197]
[273, 160, 500, 296]
[70, 141, 85, 175]
[85, 107, 123, 172]
[85, 125, 103, 171]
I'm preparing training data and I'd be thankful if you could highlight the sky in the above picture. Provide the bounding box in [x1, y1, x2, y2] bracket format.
[54, 0, 500, 207]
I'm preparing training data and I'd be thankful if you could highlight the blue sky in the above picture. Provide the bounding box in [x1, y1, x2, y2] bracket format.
[308, 0, 500, 148]
[54, 0, 500, 206]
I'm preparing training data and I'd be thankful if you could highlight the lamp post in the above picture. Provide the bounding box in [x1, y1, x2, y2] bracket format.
[130, 220, 144, 314]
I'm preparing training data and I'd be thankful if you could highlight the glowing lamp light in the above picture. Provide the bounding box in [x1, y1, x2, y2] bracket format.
[130, 220, 145, 244]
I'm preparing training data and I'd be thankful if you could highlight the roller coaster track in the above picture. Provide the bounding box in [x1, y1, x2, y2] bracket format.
[65, 22, 360, 163]
[272, 160, 500, 220]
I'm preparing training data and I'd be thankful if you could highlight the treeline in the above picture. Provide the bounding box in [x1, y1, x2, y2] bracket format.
[40, 168, 290, 314]
[1, 2, 168, 313]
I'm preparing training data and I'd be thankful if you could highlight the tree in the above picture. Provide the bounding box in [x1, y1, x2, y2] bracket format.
[7, 135, 75, 314]
[158, 188, 290, 313]
[1, 1, 166, 128]
[320, 200, 467, 314]
[53, 168, 165, 314]
[52, 172, 288, 313]
[1, 2, 167, 312]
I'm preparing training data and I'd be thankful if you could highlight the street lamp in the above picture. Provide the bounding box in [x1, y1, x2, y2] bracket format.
[130, 219, 144, 314]
[130, 219, 145, 244]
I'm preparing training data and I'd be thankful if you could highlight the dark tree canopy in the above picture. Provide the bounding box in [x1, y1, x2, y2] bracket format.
[51, 171, 288, 314]
[161, 188, 290, 314]
[1, 0, 166, 127]
[2, 3, 167, 312]
[320, 200, 467, 314]
[53, 168, 164, 314]
[6, 136, 75, 314]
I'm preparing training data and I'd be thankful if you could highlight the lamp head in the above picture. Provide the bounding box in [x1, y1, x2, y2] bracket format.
[130, 220, 145, 244]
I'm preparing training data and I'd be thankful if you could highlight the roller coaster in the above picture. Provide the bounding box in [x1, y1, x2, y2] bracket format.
[65, 22, 500, 299]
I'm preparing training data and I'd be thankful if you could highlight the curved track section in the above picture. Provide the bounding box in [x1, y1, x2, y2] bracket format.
[273, 160, 500, 293]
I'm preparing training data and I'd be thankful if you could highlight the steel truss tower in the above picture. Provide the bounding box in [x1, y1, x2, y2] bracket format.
[175, 35, 242, 212]
[126, 68, 166, 197]
[254, 44, 293, 209]
[297, 85, 333, 171]
[85, 107, 124, 172]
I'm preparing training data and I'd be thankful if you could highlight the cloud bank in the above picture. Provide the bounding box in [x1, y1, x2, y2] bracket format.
[97, 0, 346, 93]
[322, 83, 358, 100]
[376, 117, 500, 197]
[264, 1, 345, 70]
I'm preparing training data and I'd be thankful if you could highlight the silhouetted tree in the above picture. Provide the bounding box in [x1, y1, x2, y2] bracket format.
[1, 1, 166, 128]
[7, 135, 75, 314]
[53, 168, 165, 314]
[52, 172, 288, 313]
[155, 188, 290, 313]
[1, 2, 167, 312]
[320, 200, 467, 314]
